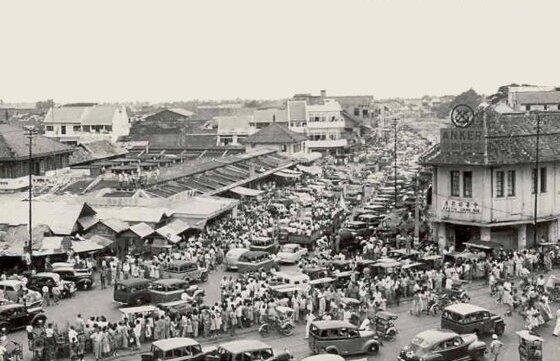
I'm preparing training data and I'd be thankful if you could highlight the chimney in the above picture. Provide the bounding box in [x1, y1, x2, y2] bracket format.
[320, 90, 327, 98]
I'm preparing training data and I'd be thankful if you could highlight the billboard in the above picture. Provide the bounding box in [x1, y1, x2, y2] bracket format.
[440, 127, 484, 153]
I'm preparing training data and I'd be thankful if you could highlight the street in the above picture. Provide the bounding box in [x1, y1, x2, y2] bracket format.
[10, 266, 560, 361]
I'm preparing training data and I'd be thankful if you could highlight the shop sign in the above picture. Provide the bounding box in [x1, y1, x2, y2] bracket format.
[440, 128, 484, 153]
[442, 200, 481, 214]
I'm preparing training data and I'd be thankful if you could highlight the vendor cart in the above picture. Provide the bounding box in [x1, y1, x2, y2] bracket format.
[517, 330, 543, 361]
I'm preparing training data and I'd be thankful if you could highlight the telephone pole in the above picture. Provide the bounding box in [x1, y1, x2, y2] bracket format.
[533, 112, 541, 245]
[393, 118, 398, 207]
[25, 126, 37, 270]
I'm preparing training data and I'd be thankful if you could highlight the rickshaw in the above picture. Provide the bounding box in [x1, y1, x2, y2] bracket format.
[2, 340, 23, 361]
[339, 297, 361, 325]
[516, 330, 543, 361]
[441, 280, 470, 303]
[268, 285, 301, 306]
[309, 277, 335, 291]
[545, 275, 560, 302]
[258, 306, 296, 337]
[373, 311, 398, 341]
[249, 236, 279, 254]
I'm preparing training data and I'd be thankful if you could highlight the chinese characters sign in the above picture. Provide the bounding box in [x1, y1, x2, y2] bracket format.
[442, 200, 481, 214]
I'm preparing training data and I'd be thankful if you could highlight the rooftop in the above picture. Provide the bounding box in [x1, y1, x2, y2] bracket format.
[43, 105, 126, 126]
[242, 123, 307, 144]
[514, 90, 560, 104]
[0, 123, 73, 161]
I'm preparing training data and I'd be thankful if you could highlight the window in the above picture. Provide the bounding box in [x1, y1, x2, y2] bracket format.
[450, 171, 460, 197]
[45, 126, 53, 131]
[463, 171, 472, 198]
[540, 167, 547, 193]
[496, 171, 504, 197]
[73, 125, 80, 132]
[525, 105, 531, 111]
[507, 170, 516, 196]
[354, 108, 360, 116]
[61, 125, 66, 135]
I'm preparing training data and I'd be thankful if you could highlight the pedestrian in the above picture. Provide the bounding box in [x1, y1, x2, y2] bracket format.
[42, 285, 50, 307]
[99, 268, 106, 290]
[305, 310, 315, 339]
[553, 308, 560, 336]
[52, 284, 61, 305]
[489, 334, 504, 361]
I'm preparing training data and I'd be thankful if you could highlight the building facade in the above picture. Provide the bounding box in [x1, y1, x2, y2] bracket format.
[44, 104, 130, 144]
[242, 123, 306, 155]
[421, 108, 560, 250]
[507, 86, 560, 112]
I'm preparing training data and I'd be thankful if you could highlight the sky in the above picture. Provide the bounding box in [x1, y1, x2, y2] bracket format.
[2, 0, 560, 103]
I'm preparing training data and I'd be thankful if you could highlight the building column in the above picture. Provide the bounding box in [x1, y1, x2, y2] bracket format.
[436, 222, 447, 252]
[480, 227, 491, 242]
[548, 219, 558, 243]
[517, 224, 527, 250]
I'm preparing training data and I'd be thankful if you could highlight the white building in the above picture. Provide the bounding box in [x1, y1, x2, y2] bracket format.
[43, 104, 130, 144]
[507, 86, 560, 111]
[215, 115, 255, 146]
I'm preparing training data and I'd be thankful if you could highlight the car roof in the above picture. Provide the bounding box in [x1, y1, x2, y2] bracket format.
[226, 248, 250, 257]
[34, 272, 58, 278]
[311, 320, 356, 330]
[152, 278, 187, 286]
[413, 330, 457, 345]
[444, 303, 487, 315]
[152, 337, 199, 351]
[0, 303, 23, 312]
[117, 278, 150, 286]
[218, 339, 271, 354]
[240, 250, 269, 259]
[302, 355, 345, 361]
[166, 260, 196, 267]
[0, 280, 22, 287]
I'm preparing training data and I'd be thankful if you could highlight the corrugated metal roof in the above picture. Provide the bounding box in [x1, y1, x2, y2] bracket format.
[0, 124, 72, 160]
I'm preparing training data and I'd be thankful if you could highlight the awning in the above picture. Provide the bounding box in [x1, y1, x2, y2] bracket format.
[463, 240, 503, 250]
[230, 186, 264, 197]
[297, 165, 322, 176]
[273, 170, 301, 178]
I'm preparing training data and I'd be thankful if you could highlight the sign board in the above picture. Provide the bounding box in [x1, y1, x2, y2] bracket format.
[442, 200, 481, 214]
[440, 128, 484, 153]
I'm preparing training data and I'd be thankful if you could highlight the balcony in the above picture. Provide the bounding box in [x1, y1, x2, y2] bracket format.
[306, 139, 348, 148]
[306, 120, 345, 129]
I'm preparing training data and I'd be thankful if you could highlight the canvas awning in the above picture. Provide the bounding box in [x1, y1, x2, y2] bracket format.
[0, 236, 108, 257]
[230, 186, 264, 197]
[273, 170, 301, 178]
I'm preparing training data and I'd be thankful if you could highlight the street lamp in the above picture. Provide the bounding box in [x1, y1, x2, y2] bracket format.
[24, 125, 37, 270]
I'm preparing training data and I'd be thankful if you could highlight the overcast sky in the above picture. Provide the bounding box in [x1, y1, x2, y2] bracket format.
[2, 0, 560, 103]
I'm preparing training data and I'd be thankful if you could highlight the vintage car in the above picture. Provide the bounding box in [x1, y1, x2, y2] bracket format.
[141, 337, 208, 361]
[0, 303, 47, 333]
[114, 278, 152, 305]
[276, 244, 308, 264]
[224, 248, 250, 271]
[250, 237, 279, 254]
[267, 286, 301, 306]
[301, 355, 344, 361]
[0, 280, 25, 302]
[339, 221, 373, 238]
[236, 251, 278, 274]
[441, 303, 505, 336]
[388, 248, 421, 261]
[206, 339, 291, 361]
[149, 279, 204, 305]
[302, 266, 329, 281]
[51, 266, 95, 290]
[398, 329, 486, 361]
[269, 271, 310, 289]
[27, 272, 77, 298]
[308, 320, 380, 356]
[357, 213, 383, 228]
[161, 260, 209, 283]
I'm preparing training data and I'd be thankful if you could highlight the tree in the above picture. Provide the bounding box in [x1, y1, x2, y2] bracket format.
[434, 89, 484, 118]
[36, 99, 54, 110]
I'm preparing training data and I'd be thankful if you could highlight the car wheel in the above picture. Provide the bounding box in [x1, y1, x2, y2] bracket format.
[368, 343, 380, 354]
[326, 349, 338, 355]
[200, 273, 208, 282]
[134, 297, 144, 306]
[0, 323, 10, 334]
[494, 323, 505, 336]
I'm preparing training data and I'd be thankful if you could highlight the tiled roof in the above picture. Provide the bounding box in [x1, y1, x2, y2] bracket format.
[168, 108, 194, 117]
[70, 140, 127, 165]
[242, 123, 307, 144]
[287, 101, 306, 121]
[421, 109, 560, 166]
[81, 105, 120, 126]
[0, 123, 73, 161]
[43, 106, 88, 124]
[215, 115, 253, 134]
[44, 105, 124, 126]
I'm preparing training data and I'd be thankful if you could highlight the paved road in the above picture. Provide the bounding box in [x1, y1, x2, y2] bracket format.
[10, 268, 560, 360]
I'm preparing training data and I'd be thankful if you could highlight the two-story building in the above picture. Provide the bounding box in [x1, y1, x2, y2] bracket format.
[421, 108, 560, 250]
[241, 123, 306, 155]
[43, 104, 130, 144]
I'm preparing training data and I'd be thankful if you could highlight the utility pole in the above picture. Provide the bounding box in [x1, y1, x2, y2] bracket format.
[25, 125, 37, 270]
[414, 171, 420, 241]
[533, 112, 541, 245]
[393, 118, 398, 208]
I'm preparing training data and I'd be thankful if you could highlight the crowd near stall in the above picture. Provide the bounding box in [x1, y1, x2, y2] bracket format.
[0, 124, 558, 361]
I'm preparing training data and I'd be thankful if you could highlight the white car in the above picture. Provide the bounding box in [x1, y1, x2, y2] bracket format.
[277, 244, 308, 264]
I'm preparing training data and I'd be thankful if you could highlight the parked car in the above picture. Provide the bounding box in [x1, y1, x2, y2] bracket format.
[0, 303, 47, 333]
[160, 260, 208, 283]
[308, 320, 381, 356]
[206, 339, 291, 361]
[224, 248, 250, 271]
[340, 221, 373, 238]
[236, 251, 278, 274]
[27, 272, 76, 298]
[141, 337, 209, 361]
[148, 279, 204, 305]
[113, 278, 152, 306]
[301, 355, 344, 361]
[398, 329, 486, 361]
[441, 303, 505, 336]
[276, 244, 308, 264]
[0, 280, 25, 302]
[51, 266, 95, 290]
